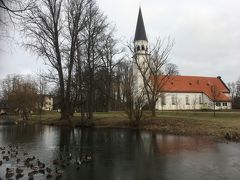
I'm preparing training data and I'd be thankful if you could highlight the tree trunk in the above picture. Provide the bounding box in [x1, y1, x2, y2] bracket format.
[87, 74, 94, 122]
[213, 102, 216, 117]
[151, 101, 156, 117]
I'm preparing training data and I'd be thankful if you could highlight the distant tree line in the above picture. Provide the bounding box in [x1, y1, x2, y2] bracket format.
[0, 74, 48, 120]
[228, 80, 240, 109]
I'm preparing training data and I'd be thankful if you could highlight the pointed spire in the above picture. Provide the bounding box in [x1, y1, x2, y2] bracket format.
[134, 7, 148, 41]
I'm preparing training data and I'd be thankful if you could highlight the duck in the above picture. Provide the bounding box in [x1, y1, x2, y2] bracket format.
[5, 171, 14, 179]
[55, 168, 64, 177]
[16, 167, 24, 174]
[17, 158, 21, 163]
[24, 160, 32, 168]
[6, 167, 14, 173]
[5, 173, 14, 179]
[30, 156, 36, 161]
[3, 155, 9, 161]
[46, 167, 52, 174]
[28, 172, 34, 180]
[38, 169, 45, 174]
[37, 159, 45, 168]
[46, 173, 53, 179]
[76, 159, 82, 165]
[23, 152, 28, 156]
[10, 153, 17, 158]
[75, 159, 82, 170]
[68, 153, 72, 160]
[28, 170, 38, 179]
[16, 173, 24, 179]
[30, 164, 39, 172]
[86, 154, 92, 161]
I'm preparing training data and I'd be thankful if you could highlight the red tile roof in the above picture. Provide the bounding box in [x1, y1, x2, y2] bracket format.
[159, 75, 230, 102]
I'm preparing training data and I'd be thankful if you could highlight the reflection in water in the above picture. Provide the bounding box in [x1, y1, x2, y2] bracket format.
[0, 125, 240, 180]
[154, 134, 216, 155]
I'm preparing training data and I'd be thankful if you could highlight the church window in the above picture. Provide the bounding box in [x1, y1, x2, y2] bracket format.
[137, 46, 140, 51]
[199, 95, 203, 104]
[141, 45, 145, 51]
[186, 95, 190, 105]
[161, 95, 166, 105]
[172, 95, 176, 105]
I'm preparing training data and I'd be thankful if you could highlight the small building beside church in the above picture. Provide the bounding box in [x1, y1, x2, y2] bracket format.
[41, 95, 54, 111]
[132, 8, 231, 110]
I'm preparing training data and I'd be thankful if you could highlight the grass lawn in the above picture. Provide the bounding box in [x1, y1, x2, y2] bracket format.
[28, 110, 240, 140]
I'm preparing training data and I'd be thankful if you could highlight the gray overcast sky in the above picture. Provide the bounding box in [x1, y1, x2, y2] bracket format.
[0, 0, 240, 83]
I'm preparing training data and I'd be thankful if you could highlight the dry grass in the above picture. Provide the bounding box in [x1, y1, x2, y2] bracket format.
[28, 110, 240, 139]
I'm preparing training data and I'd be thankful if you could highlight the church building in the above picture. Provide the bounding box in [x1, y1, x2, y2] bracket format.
[133, 8, 231, 110]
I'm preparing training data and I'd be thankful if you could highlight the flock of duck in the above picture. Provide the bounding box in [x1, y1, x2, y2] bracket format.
[0, 145, 93, 179]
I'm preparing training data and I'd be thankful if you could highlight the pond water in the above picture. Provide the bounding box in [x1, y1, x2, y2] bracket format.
[0, 125, 240, 180]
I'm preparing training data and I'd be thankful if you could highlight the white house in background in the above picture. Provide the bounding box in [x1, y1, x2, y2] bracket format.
[132, 8, 231, 110]
[42, 95, 53, 111]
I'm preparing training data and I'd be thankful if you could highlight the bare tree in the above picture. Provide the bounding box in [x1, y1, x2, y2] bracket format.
[22, 0, 89, 121]
[2, 74, 38, 120]
[210, 84, 220, 117]
[122, 62, 134, 121]
[132, 88, 146, 123]
[133, 37, 178, 117]
[121, 60, 146, 124]
[82, 0, 108, 121]
[36, 75, 48, 120]
[192, 95, 198, 111]
[0, 0, 32, 16]
[98, 29, 123, 111]
[236, 78, 240, 97]
[175, 95, 181, 112]
[228, 82, 236, 100]
[160, 93, 166, 111]
[22, 0, 65, 119]
[229, 79, 240, 109]
[0, 0, 33, 39]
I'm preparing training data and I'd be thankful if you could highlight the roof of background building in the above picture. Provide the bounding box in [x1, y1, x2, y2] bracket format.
[159, 75, 230, 102]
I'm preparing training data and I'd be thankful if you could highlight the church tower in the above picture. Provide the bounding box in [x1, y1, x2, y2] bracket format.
[133, 7, 149, 96]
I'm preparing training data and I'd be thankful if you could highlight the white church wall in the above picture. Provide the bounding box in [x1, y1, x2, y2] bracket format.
[156, 92, 231, 110]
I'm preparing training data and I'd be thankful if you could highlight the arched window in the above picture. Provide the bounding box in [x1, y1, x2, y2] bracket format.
[172, 95, 176, 105]
[161, 94, 166, 105]
[141, 45, 145, 51]
[186, 95, 190, 105]
[199, 95, 203, 104]
[137, 46, 140, 51]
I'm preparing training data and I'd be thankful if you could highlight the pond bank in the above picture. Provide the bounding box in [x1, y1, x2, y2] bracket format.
[13, 111, 240, 142]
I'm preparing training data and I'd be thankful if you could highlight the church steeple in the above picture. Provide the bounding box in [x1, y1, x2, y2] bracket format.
[132, 7, 149, 106]
[134, 7, 148, 41]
